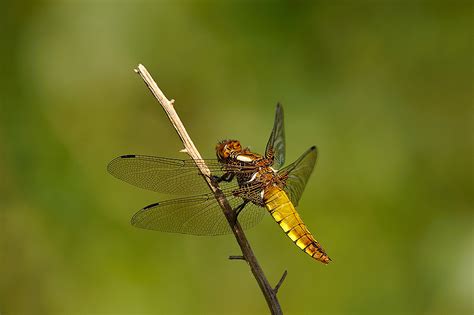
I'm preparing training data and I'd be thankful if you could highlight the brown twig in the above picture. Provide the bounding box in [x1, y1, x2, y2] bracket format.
[134, 64, 284, 314]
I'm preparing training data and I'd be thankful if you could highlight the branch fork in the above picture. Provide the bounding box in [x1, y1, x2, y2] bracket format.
[273, 270, 288, 294]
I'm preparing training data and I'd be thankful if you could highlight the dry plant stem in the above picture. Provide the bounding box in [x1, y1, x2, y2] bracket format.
[134, 64, 284, 315]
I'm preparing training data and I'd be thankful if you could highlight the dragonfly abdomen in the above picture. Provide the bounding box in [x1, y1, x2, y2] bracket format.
[264, 186, 331, 264]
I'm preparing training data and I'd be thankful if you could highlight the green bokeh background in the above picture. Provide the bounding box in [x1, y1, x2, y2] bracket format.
[1, 1, 472, 315]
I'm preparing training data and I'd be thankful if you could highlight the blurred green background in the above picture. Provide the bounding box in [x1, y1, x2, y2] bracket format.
[1, 1, 472, 314]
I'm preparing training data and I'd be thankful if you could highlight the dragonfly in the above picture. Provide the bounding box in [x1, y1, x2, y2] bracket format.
[107, 104, 331, 264]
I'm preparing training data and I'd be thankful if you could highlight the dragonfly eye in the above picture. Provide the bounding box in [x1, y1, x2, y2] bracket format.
[216, 142, 230, 160]
[216, 140, 241, 160]
[231, 141, 242, 152]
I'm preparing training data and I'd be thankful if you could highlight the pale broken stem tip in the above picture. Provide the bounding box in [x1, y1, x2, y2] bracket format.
[170, 99, 175, 104]
[179, 148, 188, 153]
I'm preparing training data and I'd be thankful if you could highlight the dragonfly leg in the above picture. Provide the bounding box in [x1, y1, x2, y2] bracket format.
[233, 200, 250, 218]
[211, 172, 235, 184]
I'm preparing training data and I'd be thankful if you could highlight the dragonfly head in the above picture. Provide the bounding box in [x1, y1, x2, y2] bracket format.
[216, 140, 242, 161]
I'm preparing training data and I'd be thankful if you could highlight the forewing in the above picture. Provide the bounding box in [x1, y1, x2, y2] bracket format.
[265, 103, 286, 169]
[131, 193, 266, 236]
[278, 146, 318, 206]
[108, 155, 233, 195]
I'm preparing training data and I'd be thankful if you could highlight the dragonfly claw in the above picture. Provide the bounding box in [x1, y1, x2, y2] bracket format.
[233, 200, 250, 219]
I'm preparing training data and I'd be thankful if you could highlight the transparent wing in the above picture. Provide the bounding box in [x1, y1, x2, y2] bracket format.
[130, 191, 266, 236]
[279, 146, 318, 206]
[107, 155, 255, 195]
[265, 103, 286, 169]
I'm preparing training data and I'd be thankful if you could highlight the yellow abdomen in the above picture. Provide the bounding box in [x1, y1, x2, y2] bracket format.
[264, 186, 331, 264]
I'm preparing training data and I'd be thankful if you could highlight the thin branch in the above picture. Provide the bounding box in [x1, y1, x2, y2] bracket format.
[134, 64, 284, 315]
[273, 270, 288, 294]
[228, 255, 246, 260]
